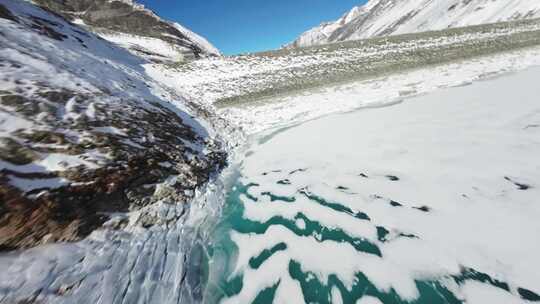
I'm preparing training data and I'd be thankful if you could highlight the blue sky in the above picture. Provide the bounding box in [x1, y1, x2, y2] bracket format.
[138, 0, 366, 55]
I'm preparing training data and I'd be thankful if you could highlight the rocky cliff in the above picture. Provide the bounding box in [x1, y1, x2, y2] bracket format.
[34, 0, 221, 62]
[0, 0, 226, 251]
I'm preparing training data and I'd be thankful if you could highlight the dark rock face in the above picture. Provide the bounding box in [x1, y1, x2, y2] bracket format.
[0, 1, 227, 251]
[34, 0, 218, 60]
[0, 89, 227, 251]
[0, 3, 17, 22]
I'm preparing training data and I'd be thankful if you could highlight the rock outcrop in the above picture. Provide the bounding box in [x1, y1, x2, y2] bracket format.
[34, 0, 221, 62]
[0, 0, 226, 251]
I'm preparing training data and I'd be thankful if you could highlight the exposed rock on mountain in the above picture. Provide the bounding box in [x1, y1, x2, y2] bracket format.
[289, 0, 540, 48]
[0, 0, 226, 251]
[34, 0, 221, 62]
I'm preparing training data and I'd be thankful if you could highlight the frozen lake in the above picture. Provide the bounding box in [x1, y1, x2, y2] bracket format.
[203, 68, 540, 303]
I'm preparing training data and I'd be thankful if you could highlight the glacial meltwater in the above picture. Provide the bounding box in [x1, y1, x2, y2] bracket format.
[201, 68, 540, 304]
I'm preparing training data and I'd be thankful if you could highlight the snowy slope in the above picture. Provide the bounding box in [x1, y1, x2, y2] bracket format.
[220, 46, 540, 134]
[0, 0, 238, 302]
[34, 0, 221, 62]
[0, 0, 227, 251]
[173, 22, 221, 56]
[153, 17, 540, 108]
[0, 1, 230, 302]
[289, 0, 540, 48]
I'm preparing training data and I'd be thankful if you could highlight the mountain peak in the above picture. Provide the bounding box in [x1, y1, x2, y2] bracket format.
[288, 0, 540, 48]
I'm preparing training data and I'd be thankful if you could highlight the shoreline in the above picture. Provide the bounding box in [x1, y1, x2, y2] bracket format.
[204, 65, 540, 303]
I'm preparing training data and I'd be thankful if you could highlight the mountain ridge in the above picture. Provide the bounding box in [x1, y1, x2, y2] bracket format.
[34, 0, 221, 62]
[288, 0, 540, 48]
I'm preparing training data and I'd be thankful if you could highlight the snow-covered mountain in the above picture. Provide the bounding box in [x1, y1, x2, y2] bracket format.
[288, 0, 540, 48]
[34, 0, 221, 62]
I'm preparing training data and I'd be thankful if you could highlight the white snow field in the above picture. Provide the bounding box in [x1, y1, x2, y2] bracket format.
[205, 67, 540, 303]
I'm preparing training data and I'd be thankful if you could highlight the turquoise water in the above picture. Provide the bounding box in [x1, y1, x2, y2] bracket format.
[200, 178, 537, 304]
[199, 79, 540, 303]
